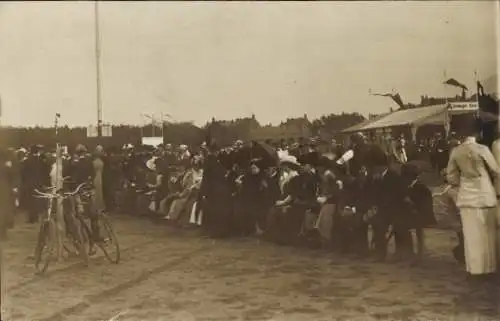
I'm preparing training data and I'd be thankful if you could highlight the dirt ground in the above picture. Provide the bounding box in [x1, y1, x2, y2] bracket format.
[1, 211, 499, 321]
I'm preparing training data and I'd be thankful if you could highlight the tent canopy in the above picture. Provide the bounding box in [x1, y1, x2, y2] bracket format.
[342, 114, 387, 133]
[348, 104, 448, 132]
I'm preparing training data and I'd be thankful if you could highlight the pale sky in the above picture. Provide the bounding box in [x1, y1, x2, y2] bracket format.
[0, 1, 497, 128]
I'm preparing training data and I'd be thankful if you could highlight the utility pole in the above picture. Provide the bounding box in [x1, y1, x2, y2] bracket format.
[95, 0, 103, 137]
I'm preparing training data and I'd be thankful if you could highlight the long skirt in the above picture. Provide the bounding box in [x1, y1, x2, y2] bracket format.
[167, 196, 189, 221]
[315, 204, 335, 242]
[460, 207, 497, 275]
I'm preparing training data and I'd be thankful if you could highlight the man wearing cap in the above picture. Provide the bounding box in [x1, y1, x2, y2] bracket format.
[68, 145, 93, 216]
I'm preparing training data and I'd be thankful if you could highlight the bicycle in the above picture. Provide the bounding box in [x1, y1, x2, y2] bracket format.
[33, 182, 90, 274]
[77, 188, 121, 264]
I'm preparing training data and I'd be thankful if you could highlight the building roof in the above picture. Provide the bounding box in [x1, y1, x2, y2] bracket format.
[343, 104, 449, 133]
[361, 104, 448, 131]
[341, 113, 388, 133]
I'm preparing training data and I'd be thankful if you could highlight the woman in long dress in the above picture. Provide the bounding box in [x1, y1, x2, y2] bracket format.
[91, 146, 106, 241]
[446, 118, 500, 280]
[166, 156, 203, 224]
[93, 146, 106, 213]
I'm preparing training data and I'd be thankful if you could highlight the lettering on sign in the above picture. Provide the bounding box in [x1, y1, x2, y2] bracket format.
[448, 102, 478, 111]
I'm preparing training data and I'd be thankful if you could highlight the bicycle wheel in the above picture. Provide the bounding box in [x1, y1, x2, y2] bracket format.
[96, 214, 120, 264]
[75, 215, 90, 266]
[79, 217, 97, 257]
[64, 213, 90, 266]
[34, 220, 56, 274]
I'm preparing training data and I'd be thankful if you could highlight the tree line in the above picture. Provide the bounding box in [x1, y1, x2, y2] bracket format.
[0, 112, 365, 149]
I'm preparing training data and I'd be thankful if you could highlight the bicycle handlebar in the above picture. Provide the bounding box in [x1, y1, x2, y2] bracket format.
[38, 177, 76, 191]
[33, 182, 91, 199]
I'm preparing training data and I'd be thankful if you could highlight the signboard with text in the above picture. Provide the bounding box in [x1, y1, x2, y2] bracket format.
[448, 102, 478, 112]
[87, 125, 98, 137]
[142, 137, 164, 147]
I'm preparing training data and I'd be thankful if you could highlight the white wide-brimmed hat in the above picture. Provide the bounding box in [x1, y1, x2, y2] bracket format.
[146, 156, 158, 171]
[279, 150, 301, 169]
[336, 149, 354, 165]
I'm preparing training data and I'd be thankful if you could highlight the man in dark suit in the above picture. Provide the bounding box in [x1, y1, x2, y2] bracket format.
[400, 163, 437, 261]
[0, 148, 17, 239]
[22, 145, 50, 224]
[432, 133, 449, 173]
[364, 147, 410, 261]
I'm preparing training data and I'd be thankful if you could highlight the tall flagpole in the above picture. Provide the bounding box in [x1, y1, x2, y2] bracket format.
[95, 1, 103, 138]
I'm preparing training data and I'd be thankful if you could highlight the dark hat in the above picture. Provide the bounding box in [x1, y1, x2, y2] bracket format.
[401, 163, 420, 179]
[250, 157, 265, 168]
[298, 151, 320, 166]
[318, 155, 336, 169]
[30, 145, 42, 154]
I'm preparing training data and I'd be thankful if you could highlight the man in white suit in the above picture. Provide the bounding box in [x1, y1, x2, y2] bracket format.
[447, 117, 500, 280]
[490, 133, 500, 269]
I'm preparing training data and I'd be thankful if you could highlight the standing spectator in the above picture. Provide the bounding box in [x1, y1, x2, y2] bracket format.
[0, 148, 16, 239]
[392, 135, 408, 165]
[90, 145, 106, 241]
[433, 133, 449, 173]
[446, 117, 499, 281]
[7, 148, 20, 228]
[490, 132, 500, 267]
[22, 145, 50, 224]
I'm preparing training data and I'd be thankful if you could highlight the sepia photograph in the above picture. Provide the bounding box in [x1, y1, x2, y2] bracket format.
[0, 1, 499, 320]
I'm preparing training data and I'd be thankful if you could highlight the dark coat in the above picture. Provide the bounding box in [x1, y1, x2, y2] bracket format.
[407, 181, 437, 228]
[364, 168, 408, 220]
[22, 155, 50, 189]
[0, 162, 15, 211]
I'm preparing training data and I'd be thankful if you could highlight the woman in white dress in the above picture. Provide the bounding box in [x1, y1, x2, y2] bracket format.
[446, 118, 500, 280]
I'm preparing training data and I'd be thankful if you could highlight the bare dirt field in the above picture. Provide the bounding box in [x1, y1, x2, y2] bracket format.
[1, 211, 499, 321]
